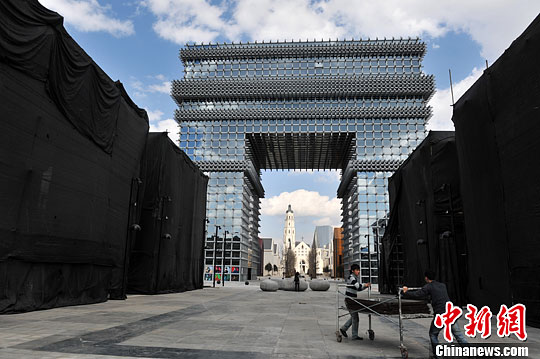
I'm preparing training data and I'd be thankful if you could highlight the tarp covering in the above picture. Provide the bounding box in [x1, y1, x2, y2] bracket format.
[379, 132, 468, 306]
[0, 0, 148, 313]
[452, 14, 540, 328]
[0, 0, 124, 154]
[128, 133, 208, 294]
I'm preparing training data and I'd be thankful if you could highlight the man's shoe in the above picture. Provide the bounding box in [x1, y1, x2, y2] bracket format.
[339, 328, 348, 338]
[351, 336, 363, 340]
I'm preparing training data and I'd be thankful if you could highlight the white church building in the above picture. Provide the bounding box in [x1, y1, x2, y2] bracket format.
[282, 204, 334, 276]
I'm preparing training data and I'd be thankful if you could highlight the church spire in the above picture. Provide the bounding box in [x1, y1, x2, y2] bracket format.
[283, 204, 296, 250]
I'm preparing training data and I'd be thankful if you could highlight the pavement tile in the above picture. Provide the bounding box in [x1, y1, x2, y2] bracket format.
[0, 281, 538, 358]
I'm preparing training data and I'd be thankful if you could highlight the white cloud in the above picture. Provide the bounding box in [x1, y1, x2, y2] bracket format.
[226, 0, 345, 41]
[146, 109, 179, 143]
[39, 0, 134, 37]
[130, 78, 145, 91]
[261, 189, 341, 219]
[428, 67, 483, 131]
[313, 216, 340, 227]
[314, 171, 341, 184]
[142, 0, 540, 64]
[148, 81, 171, 94]
[142, 0, 226, 44]
[285, 169, 340, 183]
[146, 109, 164, 122]
[130, 76, 170, 95]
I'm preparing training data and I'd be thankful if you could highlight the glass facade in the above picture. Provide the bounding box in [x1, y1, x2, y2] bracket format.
[174, 40, 434, 282]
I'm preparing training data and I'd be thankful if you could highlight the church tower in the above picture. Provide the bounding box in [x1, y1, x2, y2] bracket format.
[283, 204, 296, 250]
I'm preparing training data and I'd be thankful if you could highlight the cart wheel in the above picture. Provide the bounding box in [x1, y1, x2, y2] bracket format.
[368, 329, 375, 341]
[400, 347, 408, 359]
[335, 331, 342, 342]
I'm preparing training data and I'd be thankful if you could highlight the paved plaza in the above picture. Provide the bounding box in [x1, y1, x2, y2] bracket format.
[0, 281, 538, 358]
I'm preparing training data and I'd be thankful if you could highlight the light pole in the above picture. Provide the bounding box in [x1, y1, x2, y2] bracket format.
[222, 230, 229, 286]
[365, 234, 372, 289]
[203, 218, 209, 282]
[212, 225, 221, 288]
[365, 232, 373, 339]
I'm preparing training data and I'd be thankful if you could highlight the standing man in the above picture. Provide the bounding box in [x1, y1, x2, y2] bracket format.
[340, 264, 371, 340]
[403, 270, 468, 358]
[294, 272, 300, 292]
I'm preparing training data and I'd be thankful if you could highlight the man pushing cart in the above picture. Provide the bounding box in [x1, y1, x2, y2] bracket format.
[335, 267, 434, 358]
[339, 263, 371, 340]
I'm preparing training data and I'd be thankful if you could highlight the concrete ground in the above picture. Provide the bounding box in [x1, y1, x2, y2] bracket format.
[0, 280, 538, 358]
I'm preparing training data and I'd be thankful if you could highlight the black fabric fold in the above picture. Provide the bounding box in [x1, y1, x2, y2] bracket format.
[0, 0, 125, 154]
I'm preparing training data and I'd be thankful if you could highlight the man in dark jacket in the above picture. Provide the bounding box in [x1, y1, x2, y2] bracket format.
[294, 272, 300, 292]
[403, 270, 467, 358]
[340, 264, 370, 340]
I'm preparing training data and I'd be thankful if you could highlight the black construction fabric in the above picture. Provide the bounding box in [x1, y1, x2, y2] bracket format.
[128, 133, 208, 294]
[452, 14, 540, 328]
[379, 132, 467, 306]
[0, 2, 148, 311]
[0, 0, 125, 154]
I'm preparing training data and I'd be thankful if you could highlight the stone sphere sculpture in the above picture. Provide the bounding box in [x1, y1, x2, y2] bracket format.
[271, 278, 283, 289]
[282, 278, 308, 291]
[260, 279, 279, 292]
[309, 280, 330, 291]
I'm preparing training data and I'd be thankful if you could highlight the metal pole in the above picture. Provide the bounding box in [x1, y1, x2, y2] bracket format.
[336, 283, 340, 335]
[449, 69, 455, 106]
[203, 218, 209, 282]
[367, 233, 372, 334]
[222, 230, 228, 286]
[398, 287, 404, 349]
[212, 225, 221, 288]
[375, 225, 380, 286]
[367, 233, 371, 298]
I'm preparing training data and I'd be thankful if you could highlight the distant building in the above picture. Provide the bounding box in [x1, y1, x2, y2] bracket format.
[313, 225, 334, 275]
[280, 206, 335, 276]
[258, 238, 264, 276]
[262, 237, 280, 276]
[294, 239, 311, 274]
[313, 226, 333, 248]
[333, 228, 344, 278]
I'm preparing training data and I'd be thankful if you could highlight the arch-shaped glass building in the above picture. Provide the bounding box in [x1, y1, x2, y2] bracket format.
[173, 39, 434, 282]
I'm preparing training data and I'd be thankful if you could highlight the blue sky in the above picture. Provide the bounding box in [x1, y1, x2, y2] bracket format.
[39, 0, 540, 243]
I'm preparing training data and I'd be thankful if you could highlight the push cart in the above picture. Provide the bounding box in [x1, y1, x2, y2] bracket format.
[335, 284, 432, 359]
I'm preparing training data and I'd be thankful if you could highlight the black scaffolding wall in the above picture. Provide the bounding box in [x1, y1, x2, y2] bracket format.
[379, 132, 467, 306]
[128, 133, 208, 294]
[452, 14, 540, 328]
